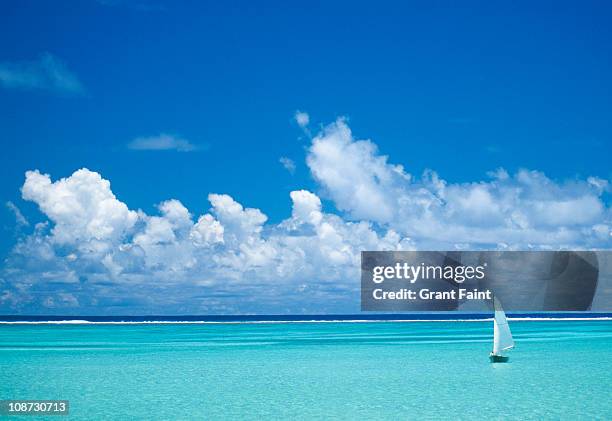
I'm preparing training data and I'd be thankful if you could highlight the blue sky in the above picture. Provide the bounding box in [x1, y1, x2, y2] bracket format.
[1, 1, 611, 314]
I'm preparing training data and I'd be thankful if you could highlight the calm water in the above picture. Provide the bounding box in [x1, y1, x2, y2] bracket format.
[1, 320, 611, 420]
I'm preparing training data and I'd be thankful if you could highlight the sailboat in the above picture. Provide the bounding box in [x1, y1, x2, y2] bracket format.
[489, 297, 514, 363]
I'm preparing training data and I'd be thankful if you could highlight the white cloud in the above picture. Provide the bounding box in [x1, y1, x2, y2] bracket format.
[190, 214, 224, 246]
[208, 193, 268, 247]
[0, 53, 84, 94]
[295, 111, 310, 128]
[306, 118, 612, 249]
[290, 190, 323, 226]
[3, 166, 408, 313]
[279, 157, 296, 174]
[2, 117, 611, 313]
[307, 118, 408, 222]
[127, 133, 198, 152]
[21, 169, 138, 245]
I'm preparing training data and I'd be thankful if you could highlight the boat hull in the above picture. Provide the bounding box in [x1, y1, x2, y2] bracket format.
[489, 355, 509, 363]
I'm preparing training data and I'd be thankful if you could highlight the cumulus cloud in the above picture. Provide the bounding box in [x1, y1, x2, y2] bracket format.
[127, 133, 199, 152]
[279, 157, 296, 174]
[290, 190, 323, 226]
[2, 117, 611, 314]
[3, 165, 407, 313]
[307, 118, 408, 222]
[0, 53, 84, 94]
[21, 169, 138, 245]
[190, 214, 224, 246]
[307, 118, 612, 250]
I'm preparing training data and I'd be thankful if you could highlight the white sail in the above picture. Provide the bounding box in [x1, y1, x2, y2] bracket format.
[492, 297, 514, 355]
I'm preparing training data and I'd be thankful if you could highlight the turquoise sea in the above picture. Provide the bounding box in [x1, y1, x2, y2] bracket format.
[1, 320, 611, 420]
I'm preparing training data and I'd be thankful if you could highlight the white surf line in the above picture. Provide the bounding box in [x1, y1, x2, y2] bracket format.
[0, 317, 611, 325]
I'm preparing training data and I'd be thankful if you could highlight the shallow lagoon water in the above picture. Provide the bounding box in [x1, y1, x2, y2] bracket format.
[1, 320, 611, 420]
